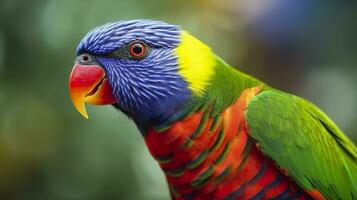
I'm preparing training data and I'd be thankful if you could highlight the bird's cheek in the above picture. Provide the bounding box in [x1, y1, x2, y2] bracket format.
[69, 64, 117, 119]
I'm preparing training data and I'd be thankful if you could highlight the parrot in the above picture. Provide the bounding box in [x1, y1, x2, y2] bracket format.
[68, 20, 357, 200]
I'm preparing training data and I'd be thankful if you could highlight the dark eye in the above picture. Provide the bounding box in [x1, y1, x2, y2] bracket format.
[76, 53, 95, 64]
[82, 55, 90, 62]
[129, 42, 146, 58]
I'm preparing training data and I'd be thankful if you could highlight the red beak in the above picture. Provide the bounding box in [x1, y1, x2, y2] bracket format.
[69, 64, 117, 119]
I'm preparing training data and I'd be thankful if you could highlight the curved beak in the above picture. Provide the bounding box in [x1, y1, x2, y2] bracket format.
[69, 64, 117, 119]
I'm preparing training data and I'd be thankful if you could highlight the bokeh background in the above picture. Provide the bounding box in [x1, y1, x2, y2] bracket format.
[0, 0, 356, 199]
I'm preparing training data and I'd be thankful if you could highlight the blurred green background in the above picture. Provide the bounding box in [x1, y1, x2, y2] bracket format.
[0, 0, 356, 199]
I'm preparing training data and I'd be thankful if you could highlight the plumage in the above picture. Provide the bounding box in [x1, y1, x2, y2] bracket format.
[69, 19, 357, 199]
[145, 86, 313, 199]
[246, 91, 357, 199]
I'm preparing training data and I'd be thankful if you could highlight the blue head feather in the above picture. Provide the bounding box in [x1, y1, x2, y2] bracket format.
[77, 20, 181, 54]
[76, 20, 191, 126]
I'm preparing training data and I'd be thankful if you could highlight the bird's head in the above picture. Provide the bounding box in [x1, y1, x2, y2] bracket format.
[69, 20, 215, 124]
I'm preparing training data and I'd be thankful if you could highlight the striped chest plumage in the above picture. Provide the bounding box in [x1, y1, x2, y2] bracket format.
[144, 87, 313, 200]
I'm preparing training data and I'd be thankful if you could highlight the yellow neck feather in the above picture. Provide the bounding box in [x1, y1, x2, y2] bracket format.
[175, 31, 216, 96]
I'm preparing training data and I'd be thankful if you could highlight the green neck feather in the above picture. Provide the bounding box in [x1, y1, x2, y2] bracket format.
[174, 31, 264, 116]
[154, 54, 263, 132]
[190, 56, 263, 115]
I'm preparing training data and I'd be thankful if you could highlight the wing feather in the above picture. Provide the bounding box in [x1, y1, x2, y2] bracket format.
[245, 90, 357, 200]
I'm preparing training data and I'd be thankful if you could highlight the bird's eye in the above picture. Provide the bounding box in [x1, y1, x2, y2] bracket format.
[129, 42, 147, 59]
[76, 53, 95, 64]
[82, 55, 89, 62]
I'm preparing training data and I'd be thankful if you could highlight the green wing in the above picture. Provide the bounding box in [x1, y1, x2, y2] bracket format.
[245, 90, 357, 200]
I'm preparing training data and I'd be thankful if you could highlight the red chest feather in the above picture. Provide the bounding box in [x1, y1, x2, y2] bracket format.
[144, 86, 314, 200]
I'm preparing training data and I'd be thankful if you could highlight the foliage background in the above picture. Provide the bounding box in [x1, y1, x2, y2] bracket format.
[0, 0, 356, 199]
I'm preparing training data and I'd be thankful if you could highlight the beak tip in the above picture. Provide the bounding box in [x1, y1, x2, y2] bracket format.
[69, 92, 90, 120]
[81, 112, 89, 120]
[76, 103, 89, 120]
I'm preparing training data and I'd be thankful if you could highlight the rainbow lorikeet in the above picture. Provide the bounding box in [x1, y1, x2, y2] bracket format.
[68, 20, 357, 200]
